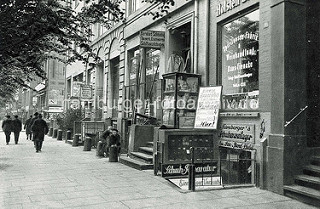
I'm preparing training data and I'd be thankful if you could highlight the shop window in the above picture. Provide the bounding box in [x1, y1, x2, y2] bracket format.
[125, 48, 160, 118]
[167, 22, 192, 73]
[220, 9, 259, 110]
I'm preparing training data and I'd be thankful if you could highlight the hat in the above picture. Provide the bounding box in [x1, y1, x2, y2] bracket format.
[14, 115, 18, 118]
[5, 115, 10, 118]
[34, 112, 39, 116]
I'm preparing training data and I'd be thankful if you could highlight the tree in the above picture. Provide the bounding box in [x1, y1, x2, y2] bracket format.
[0, 0, 176, 100]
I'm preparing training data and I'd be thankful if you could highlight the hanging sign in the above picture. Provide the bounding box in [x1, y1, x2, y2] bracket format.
[140, 30, 165, 48]
[81, 85, 92, 99]
[194, 86, 222, 129]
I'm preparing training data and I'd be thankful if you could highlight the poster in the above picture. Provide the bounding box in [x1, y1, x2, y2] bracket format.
[194, 86, 222, 129]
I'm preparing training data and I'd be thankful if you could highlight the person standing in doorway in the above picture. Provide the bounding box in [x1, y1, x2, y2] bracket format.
[12, 115, 22, 144]
[31, 114, 48, 152]
[24, 115, 33, 140]
[2, 115, 12, 145]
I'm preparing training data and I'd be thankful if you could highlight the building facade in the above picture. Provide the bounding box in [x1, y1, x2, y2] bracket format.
[59, 0, 320, 204]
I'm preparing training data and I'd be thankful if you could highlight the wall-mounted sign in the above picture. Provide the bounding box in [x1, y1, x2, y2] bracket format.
[194, 86, 222, 129]
[217, 0, 250, 17]
[140, 30, 165, 48]
[72, 82, 83, 97]
[81, 85, 92, 99]
[161, 162, 217, 177]
[168, 177, 222, 190]
[218, 123, 255, 149]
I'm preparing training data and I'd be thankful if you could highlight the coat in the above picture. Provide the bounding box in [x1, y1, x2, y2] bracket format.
[24, 118, 32, 134]
[2, 119, 12, 132]
[31, 118, 49, 141]
[11, 119, 22, 132]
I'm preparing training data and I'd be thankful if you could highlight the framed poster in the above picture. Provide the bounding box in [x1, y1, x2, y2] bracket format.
[194, 86, 222, 129]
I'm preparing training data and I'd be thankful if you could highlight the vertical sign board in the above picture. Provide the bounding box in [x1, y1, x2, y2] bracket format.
[194, 86, 222, 129]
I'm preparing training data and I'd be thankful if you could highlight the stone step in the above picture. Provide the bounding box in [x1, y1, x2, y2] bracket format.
[284, 185, 320, 207]
[139, 146, 153, 154]
[146, 141, 154, 147]
[304, 165, 320, 177]
[311, 156, 320, 166]
[295, 175, 320, 190]
[119, 154, 153, 170]
[130, 151, 153, 163]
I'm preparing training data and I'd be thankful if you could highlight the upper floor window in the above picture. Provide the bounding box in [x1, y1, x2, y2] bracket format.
[220, 9, 259, 110]
[128, 0, 146, 16]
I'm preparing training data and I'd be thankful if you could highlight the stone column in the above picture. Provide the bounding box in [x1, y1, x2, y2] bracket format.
[268, 0, 307, 194]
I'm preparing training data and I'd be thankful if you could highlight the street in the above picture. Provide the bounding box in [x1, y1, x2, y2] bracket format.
[0, 131, 316, 209]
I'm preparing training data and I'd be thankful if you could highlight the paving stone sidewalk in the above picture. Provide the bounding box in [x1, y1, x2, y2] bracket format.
[0, 131, 316, 209]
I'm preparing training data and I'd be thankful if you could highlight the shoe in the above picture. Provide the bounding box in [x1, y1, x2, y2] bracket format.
[6, 142, 9, 145]
[36, 150, 39, 153]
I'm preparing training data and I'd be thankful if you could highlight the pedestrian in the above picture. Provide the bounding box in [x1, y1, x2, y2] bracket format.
[100, 129, 111, 157]
[2, 115, 12, 145]
[24, 115, 33, 140]
[30, 112, 39, 143]
[31, 114, 48, 152]
[110, 128, 121, 154]
[12, 115, 22, 144]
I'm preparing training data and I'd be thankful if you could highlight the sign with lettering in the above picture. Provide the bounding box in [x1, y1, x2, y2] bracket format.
[81, 85, 92, 99]
[217, 0, 250, 17]
[194, 86, 222, 129]
[218, 123, 255, 149]
[168, 177, 222, 190]
[140, 30, 165, 48]
[161, 163, 218, 177]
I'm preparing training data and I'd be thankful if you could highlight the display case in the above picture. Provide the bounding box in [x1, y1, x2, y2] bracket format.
[162, 72, 201, 128]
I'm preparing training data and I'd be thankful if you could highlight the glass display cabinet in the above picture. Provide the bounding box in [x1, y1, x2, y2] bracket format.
[162, 72, 201, 128]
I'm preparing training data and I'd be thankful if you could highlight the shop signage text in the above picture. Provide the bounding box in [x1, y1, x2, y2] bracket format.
[217, 0, 250, 17]
[140, 30, 165, 48]
[194, 86, 222, 129]
[169, 177, 222, 190]
[162, 163, 217, 177]
[81, 85, 92, 99]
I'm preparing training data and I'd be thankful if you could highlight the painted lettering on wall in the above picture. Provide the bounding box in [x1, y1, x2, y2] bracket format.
[217, 0, 250, 17]
[218, 123, 255, 144]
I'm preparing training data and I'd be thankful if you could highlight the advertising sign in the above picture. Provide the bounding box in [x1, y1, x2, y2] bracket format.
[194, 86, 222, 129]
[72, 82, 82, 97]
[140, 30, 165, 48]
[218, 123, 255, 149]
[161, 162, 218, 178]
[81, 84, 92, 99]
[168, 177, 222, 190]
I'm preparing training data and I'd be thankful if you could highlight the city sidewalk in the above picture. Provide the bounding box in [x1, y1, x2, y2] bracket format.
[0, 131, 316, 209]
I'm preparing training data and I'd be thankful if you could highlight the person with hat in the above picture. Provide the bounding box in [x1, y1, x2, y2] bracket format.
[12, 115, 22, 144]
[2, 115, 12, 145]
[31, 114, 48, 152]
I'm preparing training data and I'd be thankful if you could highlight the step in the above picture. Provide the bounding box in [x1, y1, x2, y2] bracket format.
[311, 156, 320, 166]
[119, 154, 153, 170]
[304, 165, 320, 177]
[146, 141, 154, 147]
[139, 146, 153, 154]
[284, 185, 320, 207]
[295, 175, 320, 190]
[130, 152, 153, 163]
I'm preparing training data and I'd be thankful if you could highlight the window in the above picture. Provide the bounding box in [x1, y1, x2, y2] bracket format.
[125, 48, 160, 118]
[128, 0, 146, 15]
[220, 9, 259, 110]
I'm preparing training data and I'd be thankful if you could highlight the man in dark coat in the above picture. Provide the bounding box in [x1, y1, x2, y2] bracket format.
[109, 128, 121, 154]
[12, 115, 22, 144]
[24, 115, 33, 140]
[2, 115, 12, 145]
[30, 112, 39, 142]
[31, 114, 48, 152]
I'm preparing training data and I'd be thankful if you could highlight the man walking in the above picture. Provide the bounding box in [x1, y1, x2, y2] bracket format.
[31, 114, 48, 152]
[24, 115, 33, 140]
[2, 115, 12, 145]
[12, 115, 22, 144]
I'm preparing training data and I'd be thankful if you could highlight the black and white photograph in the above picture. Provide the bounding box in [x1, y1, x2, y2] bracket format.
[0, 0, 319, 208]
